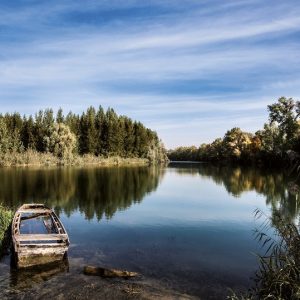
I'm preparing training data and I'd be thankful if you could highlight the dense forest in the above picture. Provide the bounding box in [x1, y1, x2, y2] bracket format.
[168, 97, 300, 166]
[0, 106, 167, 164]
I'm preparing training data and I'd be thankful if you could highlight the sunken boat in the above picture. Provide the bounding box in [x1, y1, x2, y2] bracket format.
[12, 204, 70, 268]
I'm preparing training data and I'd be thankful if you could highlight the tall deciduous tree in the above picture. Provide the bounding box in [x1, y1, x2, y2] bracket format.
[223, 127, 252, 159]
[268, 97, 300, 150]
[44, 123, 77, 159]
[256, 123, 282, 155]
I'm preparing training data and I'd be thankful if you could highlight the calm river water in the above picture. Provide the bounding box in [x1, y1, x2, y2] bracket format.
[0, 163, 298, 299]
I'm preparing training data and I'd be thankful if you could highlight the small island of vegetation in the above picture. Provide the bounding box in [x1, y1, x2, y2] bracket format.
[0, 106, 168, 167]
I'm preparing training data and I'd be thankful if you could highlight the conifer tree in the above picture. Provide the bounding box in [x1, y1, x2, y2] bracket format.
[56, 108, 64, 123]
[134, 122, 148, 157]
[34, 110, 46, 152]
[21, 116, 35, 150]
[124, 117, 135, 157]
[106, 108, 119, 155]
[95, 106, 105, 155]
[86, 107, 97, 154]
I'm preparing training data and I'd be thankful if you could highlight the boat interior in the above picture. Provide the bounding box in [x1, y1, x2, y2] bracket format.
[20, 213, 58, 235]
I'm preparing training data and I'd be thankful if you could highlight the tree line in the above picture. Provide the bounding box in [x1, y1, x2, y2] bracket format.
[0, 106, 167, 162]
[168, 97, 300, 165]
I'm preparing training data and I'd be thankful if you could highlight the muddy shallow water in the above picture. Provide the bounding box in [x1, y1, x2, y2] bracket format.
[0, 163, 297, 299]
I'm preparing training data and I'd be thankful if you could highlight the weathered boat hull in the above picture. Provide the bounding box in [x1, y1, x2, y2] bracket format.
[16, 245, 68, 268]
[12, 204, 70, 269]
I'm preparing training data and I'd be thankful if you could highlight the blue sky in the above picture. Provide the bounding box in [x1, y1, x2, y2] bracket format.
[0, 0, 299, 148]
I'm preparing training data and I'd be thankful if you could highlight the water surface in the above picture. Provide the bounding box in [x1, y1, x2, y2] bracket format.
[0, 163, 297, 299]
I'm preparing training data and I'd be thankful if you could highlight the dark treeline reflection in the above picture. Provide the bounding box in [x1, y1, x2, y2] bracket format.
[0, 166, 164, 220]
[169, 162, 300, 221]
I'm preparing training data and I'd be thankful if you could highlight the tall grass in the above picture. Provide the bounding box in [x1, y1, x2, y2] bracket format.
[0, 149, 58, 167]
[0, 150, 149, 167]
[228, 209, 300, 300]
[0, 204, 13, 255]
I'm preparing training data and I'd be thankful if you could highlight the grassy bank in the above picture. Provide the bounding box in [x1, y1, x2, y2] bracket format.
[0, 150, 150, 167]
[0, 204, 13, 255]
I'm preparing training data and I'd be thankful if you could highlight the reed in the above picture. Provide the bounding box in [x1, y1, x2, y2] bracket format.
[228, 209, 300, 300]
[0, 204, 13, 255]
[0, 150, 149, 167]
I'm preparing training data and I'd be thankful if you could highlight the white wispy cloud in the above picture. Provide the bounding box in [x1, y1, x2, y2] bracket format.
[0, 0, 299, 147]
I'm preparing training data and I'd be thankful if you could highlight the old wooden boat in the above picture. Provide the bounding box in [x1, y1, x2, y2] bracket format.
[12, 204, 70, 268]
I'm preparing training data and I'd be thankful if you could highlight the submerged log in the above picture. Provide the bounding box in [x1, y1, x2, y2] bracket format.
[83, 265, 139, 278]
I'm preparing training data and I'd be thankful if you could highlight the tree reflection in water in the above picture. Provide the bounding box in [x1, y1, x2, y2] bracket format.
[0, 164, 298, 222]
[0, 166, 164, 221]
[169, 162, 300, 222]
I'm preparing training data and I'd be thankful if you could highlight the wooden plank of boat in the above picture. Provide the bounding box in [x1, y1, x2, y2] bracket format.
[12, 203, 70, 268]
[16, 234, 69, 241]
[18, 208, 52, 213]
